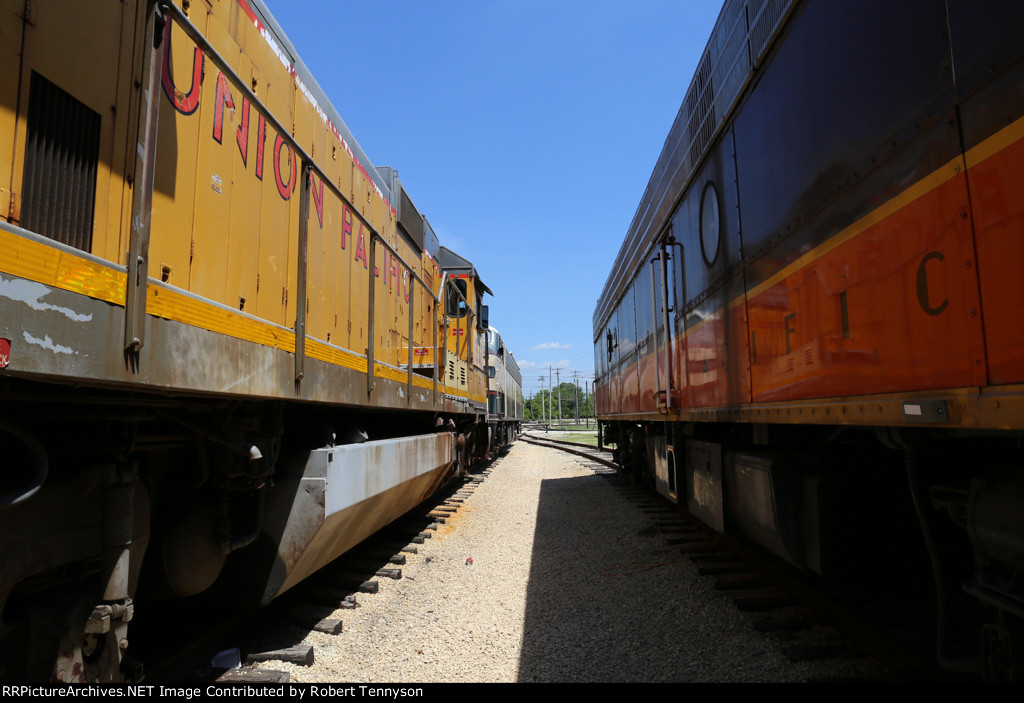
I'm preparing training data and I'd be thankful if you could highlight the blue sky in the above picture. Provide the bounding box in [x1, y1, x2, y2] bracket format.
[264, 0, 721, 399]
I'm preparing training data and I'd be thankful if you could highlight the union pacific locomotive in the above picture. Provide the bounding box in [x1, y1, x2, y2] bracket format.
[594, 0, 1024, 680]
[0, 0, 514, 682]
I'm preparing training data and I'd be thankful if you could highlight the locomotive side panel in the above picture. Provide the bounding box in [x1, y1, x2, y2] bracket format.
[596, 0, 1024, 428]
[954, 0, 1024, 388]
[0, 1, 21, 214]
[10, 1, 132, 260]
[595, 0, 1024, 679]
[735, 0, 985, 402]
[0, 0, 499, 682]
[670, 133, 748, 411]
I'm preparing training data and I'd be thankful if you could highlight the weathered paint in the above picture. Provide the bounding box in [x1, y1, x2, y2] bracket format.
[263, 432, 455, 601]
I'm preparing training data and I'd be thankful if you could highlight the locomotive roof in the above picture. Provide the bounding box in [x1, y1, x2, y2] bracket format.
[439, 246, 493, 296]
[592, 0, 797, 337]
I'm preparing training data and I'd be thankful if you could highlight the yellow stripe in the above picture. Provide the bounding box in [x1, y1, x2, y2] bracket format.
[148, 285, 295, 352]
[306, 337, 367, 373]
[744, 155, 965, 302]
[964, 112, 1024, 169]
[0, 235, 481, 400]
[0, 228, 126, 305]
[628, 116, 1024, 365]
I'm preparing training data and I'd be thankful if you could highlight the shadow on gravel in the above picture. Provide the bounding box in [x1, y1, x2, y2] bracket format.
[516, 470, 690, 682]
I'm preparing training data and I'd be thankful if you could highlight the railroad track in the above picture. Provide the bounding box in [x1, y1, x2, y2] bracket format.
[522, 433, 953, 682]
[518, 432, 616, 468]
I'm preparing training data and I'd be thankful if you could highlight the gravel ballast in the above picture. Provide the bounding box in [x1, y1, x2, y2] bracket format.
[253, 441, 885, 682]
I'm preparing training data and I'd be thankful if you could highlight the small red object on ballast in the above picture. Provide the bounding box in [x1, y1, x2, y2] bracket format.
[465, 557, 473, 566]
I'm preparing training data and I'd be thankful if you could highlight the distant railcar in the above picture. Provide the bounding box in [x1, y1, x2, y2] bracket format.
[486, 327, 523, 452]
[594, 0, 1024, 680]
[0, 0, 502, 682]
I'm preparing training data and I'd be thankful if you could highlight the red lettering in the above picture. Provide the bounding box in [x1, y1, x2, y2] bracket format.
[236, 97, 250, 165]
[309, 172, 324, 228]
[255, 115, 267, 180]
[161, 23, 204, 115]
[355, 223, 367, 269]
[212, 73, 235, 143]
[341, 205, 352, 250]
[273, 135, 295, 200]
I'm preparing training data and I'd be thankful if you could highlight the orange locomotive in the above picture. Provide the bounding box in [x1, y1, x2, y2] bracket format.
[0, 0, 499, 682]
[594, 0, 1024, 680]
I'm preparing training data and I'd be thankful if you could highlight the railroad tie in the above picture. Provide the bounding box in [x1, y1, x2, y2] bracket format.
[245, 645, 314, 666]
[313, 618, 343, 635]
[217, 669, 290, 683]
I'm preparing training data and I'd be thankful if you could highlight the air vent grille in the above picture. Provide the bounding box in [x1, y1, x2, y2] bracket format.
[21, 71, 101, 251]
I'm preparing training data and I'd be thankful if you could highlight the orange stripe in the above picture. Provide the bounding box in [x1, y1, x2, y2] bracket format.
[604, 117, 1024, 414]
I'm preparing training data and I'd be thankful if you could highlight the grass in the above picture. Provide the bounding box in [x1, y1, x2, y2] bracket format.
[524, 421, 598, 431]
[558, 432, 612, 447]
[521, 424, 616, 448]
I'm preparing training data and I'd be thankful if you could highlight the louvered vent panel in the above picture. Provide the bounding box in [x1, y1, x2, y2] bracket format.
[21, 72, 101, 251]
[749, 0, 792, 65]
[398, 187, 424, 251]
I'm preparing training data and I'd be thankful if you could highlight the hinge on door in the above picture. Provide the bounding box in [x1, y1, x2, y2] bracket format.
[256, 273, 260, 291]
[282, 287, 288, 305]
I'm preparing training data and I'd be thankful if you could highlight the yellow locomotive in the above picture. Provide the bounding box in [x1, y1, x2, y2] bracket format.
[0, 0, 494, 681]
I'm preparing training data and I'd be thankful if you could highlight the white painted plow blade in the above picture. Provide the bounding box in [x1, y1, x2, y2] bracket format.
[262, 432, 456, 602]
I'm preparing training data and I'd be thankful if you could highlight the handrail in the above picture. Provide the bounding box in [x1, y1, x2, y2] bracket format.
[371, 234, 441, 304]
[440, 273, 476, 361]
[660, 241, 674, 410]
[158, 2, 382, 242]
[124, 1, 166, 355]
[159, 0, 389, 388]
[152, 1, 467, 405]
[649, 255, 661, 410]
[366, 232, 442, 402]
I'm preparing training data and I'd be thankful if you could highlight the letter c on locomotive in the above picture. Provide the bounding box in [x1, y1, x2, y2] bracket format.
[916, 250, 948, 316]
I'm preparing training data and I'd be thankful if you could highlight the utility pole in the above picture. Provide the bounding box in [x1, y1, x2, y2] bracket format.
[573, 371, 580, 425]
[538, 376, 546, 430]
[555, 368, 562, 425]
[548, 366, 553, 429]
